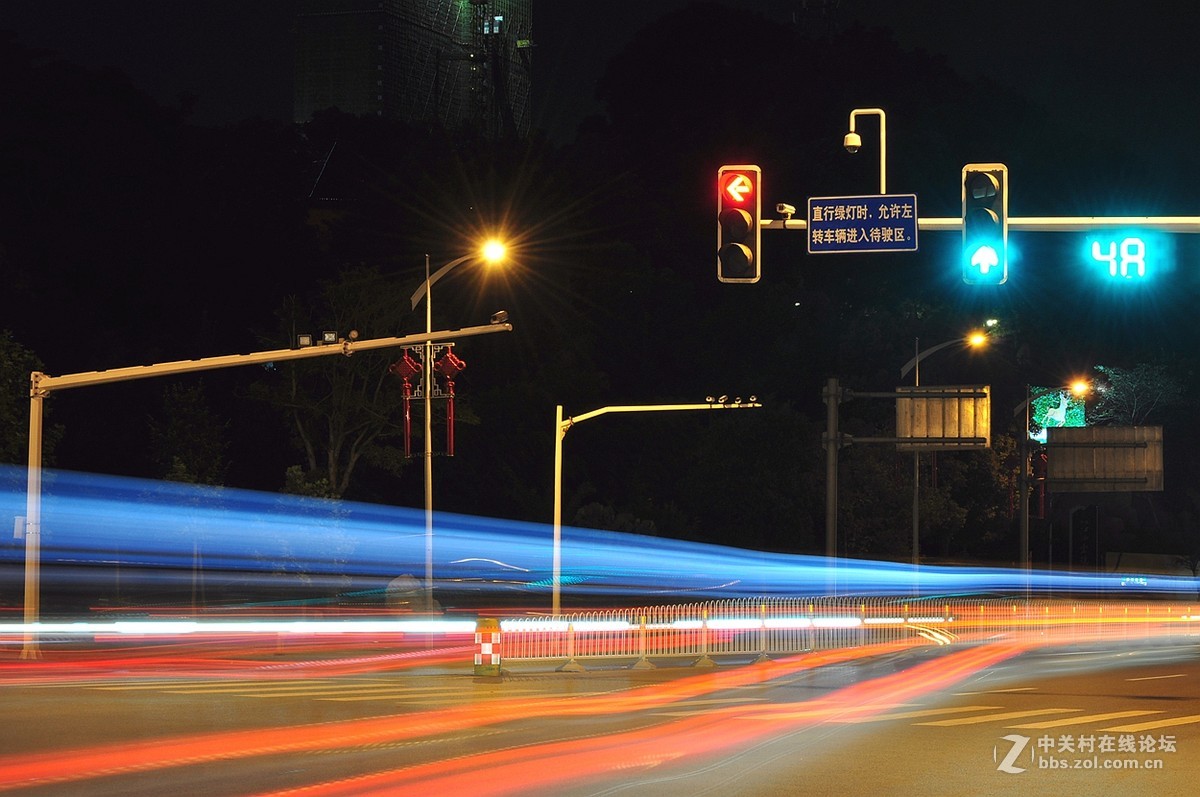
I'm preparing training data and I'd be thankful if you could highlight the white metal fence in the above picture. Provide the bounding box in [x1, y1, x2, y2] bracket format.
[498, 597, 1199, 669]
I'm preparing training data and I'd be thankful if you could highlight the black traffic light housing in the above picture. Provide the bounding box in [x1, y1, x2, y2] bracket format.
[717, 164, 761, 283]
[961, 163, 1008, 285]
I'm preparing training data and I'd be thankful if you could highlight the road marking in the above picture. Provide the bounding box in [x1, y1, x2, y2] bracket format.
[321, 688, 552, 702]
[647, 698, 768, 716]
[1007, 710, 1163, 729]
[24, 679, 199, 690]
[1102, 714, 1200, 732]
[89, 680, 542, 701]
[238, 686, 474, 698]
[952, 687, 1037, 695]
[838, 705, 1003, 723]
[167, 683, 364, 694]
[1126, 673, 1187, 682]
[916, 709, 1081, 727]
[731, 704, 912, 721]
[94, 680, 324, 691]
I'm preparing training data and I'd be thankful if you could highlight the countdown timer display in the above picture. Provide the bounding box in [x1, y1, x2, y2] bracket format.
[1085, 232, 1172, 279]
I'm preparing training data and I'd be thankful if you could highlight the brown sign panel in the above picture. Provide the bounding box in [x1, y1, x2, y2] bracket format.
[1046, 426, 1163, 492]
[895, 385, 990, 452]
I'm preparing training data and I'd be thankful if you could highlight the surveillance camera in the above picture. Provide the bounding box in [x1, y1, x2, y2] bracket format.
[489, 310, 509, 325]
[776, 203, 796, 218]
[843, 131, 862, 153]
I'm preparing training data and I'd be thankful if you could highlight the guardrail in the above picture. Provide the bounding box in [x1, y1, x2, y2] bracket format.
[499, 597, 1199, 670]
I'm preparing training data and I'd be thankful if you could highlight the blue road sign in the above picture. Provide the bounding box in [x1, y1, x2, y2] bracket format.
[808, 194, 918, 254]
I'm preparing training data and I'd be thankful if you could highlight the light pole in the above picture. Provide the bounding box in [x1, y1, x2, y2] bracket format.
[409, 240, 506, 613]
[844, 107, 887, 194]
[552, 398, 760, 616]
[898, 329, 990, 569]
[1012, 380, 1091, 581]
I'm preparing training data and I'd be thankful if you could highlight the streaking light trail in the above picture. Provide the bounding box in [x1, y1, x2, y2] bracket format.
[1, 466, 1195, 617]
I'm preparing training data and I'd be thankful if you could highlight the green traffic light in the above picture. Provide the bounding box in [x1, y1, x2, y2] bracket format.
[970, 244, 1000, 275]
[961, 164, 1008, 285]
[963, 242, 1005, 284]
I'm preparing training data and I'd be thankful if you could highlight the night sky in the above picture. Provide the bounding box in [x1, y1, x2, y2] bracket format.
[6, 2, 1197, 150]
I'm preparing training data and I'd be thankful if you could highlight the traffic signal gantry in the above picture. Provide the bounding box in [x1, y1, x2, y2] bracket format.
[716, 164, 762, 283]
[716, 162, 1200, 284]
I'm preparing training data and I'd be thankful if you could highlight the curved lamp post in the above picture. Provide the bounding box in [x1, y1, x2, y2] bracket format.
[844, 108, 887, 194]
[409, 240, 506, 613]
[552, 398, 760, 616]
[898, 327, 991, 569]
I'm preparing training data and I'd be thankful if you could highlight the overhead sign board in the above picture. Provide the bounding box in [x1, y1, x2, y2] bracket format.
[808, 194, 918, 254]
[1046, 426, 1163, 492]
[895, 385, 990, 451]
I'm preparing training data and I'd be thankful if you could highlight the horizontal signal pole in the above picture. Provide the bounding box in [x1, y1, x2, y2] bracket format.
[31, 322, 513, 393]
[20, 321, 513, 660]
[763, 216, 1200, 233]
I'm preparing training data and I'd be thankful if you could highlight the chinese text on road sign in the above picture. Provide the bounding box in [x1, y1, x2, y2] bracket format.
[808, 194, 918, 254]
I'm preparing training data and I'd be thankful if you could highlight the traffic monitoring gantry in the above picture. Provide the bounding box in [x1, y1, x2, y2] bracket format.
[20, 321, 513, 660]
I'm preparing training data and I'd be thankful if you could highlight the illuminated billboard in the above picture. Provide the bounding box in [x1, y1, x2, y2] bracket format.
[1028, 386, 1087, 443]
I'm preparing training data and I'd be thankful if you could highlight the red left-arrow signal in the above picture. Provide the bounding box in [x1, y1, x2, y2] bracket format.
[723, 173, 753, 203]
[717, 164, 761, 283]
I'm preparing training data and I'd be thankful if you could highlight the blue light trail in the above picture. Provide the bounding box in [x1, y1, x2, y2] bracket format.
[0, 466, 1194, 611]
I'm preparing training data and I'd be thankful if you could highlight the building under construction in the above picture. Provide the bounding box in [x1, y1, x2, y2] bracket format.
[294, 0, 532, 138]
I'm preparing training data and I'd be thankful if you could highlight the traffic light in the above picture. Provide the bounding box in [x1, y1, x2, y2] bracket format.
[717, 164, 761, 283]
[961, 163, 1008, 284]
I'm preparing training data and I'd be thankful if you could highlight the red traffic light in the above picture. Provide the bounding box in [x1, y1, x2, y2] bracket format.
[717, 164, 761, 284]
[722, 172, 755, 204]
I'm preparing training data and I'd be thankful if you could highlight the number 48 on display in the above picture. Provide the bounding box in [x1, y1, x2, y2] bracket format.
[1091, 238, 1144, 277]
[1086, 234, 1171, 279]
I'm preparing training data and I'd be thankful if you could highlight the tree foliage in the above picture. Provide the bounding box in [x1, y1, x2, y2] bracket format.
[0, 331, 61, 469]
[252, 266, 424, 498]
[147, 381, 230, 485]
[1090, 363, 1183, 426]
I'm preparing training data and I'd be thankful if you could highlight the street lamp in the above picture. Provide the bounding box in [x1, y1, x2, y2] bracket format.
[409, 240, 506, 613]
[844, 108, 887, 194]
[898, 328, 991, 571]
[552, 398, 760, 616]
[1012, 379, 1091, 579]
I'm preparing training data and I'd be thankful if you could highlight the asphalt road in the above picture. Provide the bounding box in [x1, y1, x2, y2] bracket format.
[0, 637, 1196, 795]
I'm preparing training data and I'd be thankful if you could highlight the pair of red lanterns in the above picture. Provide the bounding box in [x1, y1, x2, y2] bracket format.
[389, 347, 467, 457]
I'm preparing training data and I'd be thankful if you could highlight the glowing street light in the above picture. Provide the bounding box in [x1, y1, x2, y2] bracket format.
[409, 239, 508, 613]
[898, 327, 992, 570]
[481, 238, 507, 263]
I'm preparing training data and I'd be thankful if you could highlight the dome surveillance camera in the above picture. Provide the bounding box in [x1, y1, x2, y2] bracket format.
[843, 131, 862, 153]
